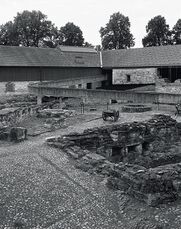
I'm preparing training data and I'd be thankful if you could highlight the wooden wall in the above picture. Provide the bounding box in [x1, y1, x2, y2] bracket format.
[0, 67, 104, 82]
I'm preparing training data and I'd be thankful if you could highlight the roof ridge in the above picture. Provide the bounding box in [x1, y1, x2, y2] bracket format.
[102, 44, 181, 53]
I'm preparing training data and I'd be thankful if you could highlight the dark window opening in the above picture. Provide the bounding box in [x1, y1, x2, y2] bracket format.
[112, 146, 122, 156]
[142, 142, 150, 150]
[111, 99, 117, 104]
[126, 74, 131, 82]
[87, 83, 92, 89]
[158, 67, 181, 83]
[101, 80, 107, 88]
[127, 145, 136, 152]
[78, 84, 82, 88]
[75, 56, 84, 64]
[69, 85, 76, 89]
[111, 146, 124, 163]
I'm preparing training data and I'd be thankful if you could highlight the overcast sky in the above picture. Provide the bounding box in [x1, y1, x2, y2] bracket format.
[0, 0, 180, 47]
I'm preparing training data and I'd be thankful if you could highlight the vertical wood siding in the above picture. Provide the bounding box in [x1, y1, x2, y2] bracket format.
[0, 67, 104, 82]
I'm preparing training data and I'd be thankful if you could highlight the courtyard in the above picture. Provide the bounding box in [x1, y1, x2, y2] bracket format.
[0, 93, 181, 228]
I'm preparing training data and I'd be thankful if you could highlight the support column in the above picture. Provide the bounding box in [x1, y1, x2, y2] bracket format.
[169, 67, 172, 82]
[37, 95, 43, 105]
[59, 97, 64, 109]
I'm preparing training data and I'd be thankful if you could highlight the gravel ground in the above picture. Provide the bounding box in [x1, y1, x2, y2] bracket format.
[0, 107, 181, 228]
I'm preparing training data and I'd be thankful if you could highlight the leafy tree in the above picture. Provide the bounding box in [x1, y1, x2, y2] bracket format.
[172, 19, 181, 44]
[59, 22, 84, 46]
[0, 21, 19, 46]
[142, 15, 171, 47]
[99, 12, 135, 50]
[95, 45, 102, 51]
[83, 41, 94, 48]
[0, 10, 58, 47]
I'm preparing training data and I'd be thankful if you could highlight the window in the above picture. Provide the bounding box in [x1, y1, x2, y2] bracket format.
[126, 74, 131, 82]
[87, 83, 92, 89]
[75, 56, 84, 64]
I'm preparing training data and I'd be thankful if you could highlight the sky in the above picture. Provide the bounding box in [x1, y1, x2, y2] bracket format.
[0, 0, 180, 48]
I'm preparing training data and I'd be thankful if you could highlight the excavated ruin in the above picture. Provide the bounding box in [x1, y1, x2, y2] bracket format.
[122, 104, 152, 113]
[47, 114, 181, 206]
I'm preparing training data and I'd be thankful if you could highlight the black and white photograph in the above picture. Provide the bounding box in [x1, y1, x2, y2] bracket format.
[0, 0, 181, 228]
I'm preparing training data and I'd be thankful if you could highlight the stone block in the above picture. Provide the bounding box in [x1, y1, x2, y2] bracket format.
[9, 127, 27, 142]
[86, 153, 106, 161]
[135, 144, 143, 155]
[66, 148, 79, 159]
[0, 132, 9, 140]
[46, 114, 181, 206]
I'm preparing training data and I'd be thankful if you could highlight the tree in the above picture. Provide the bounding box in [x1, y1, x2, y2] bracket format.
[142, 15, 171, 47]
[0, 10, 58, 47]
[83, 41, 94, 48]
[172, 19, 181, 45]
[99, 12, 135, 50]
[0, 21, 19, 46]
[59, 22, 84, 46]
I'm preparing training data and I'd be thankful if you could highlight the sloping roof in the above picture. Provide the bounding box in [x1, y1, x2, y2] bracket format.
[0, 45, 100, 67]
[58, 45, 97, 53]
[102, 45, 181, 68]
[1, 44, 181, 69]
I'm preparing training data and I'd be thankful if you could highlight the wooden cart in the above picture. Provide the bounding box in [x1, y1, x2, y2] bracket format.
[102, 109, 119, 122]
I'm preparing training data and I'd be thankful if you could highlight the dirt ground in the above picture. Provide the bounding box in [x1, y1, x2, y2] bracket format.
[1, 94, 181, 228]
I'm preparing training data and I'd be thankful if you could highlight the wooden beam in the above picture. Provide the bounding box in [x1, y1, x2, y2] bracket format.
[169, 67, 172, 82]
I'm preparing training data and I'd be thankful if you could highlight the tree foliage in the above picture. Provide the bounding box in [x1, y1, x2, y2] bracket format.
[99, 12, 135, 50]
[142, 15, 171, 47]
[83, 41, 94, 48]
[0, 10, 58, 47]
[0, 21, 19, 46]
[59, 22, 84, 46]
[172, 19, 181, 45]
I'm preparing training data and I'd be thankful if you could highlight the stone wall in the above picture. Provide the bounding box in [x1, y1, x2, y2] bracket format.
[126, 84, 156, 92]
[107, 162, 181, 206]
[0, 104, 48, 128]
[46, 115, 181, 205]
[113, 68, 158, 85]
[156, 83, 181, 94]
[0, 81, 38, 94]
[47, 114, 178, 163]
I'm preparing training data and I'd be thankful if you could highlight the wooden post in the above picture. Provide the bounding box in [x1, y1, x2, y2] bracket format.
[37, 95, 42, 105]
[169, 67, 172, 82]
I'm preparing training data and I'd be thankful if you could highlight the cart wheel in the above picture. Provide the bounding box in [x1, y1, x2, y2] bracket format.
[102, 112, 107, 121]
[114, 111, 119, 121]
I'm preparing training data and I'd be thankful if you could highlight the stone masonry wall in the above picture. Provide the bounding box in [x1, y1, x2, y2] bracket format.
[113, 68, 158, 85]
[0, 104, 48, 128]
[46, 115, 181, 206]
[156, 83, 181, 94]
[0, 81, 38, 94]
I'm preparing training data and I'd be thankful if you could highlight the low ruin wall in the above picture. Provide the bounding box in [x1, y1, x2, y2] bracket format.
[156, 82, 181, 95]
[29, 84, 181, 105]
[0, 104, 48, 128]
[47, 115, 181, 206]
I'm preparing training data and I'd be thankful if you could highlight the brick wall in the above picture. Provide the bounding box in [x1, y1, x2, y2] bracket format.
[113, 68, 158, 85]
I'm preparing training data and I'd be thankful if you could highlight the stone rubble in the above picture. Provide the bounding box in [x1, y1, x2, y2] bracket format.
[9, 127, 27, 142]
[46, 114, 181, 206]
[37, 109, 76, 130]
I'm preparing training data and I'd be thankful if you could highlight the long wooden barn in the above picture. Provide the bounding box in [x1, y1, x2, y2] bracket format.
[1, 44, 181, 93]
[0, 46, 103, 81]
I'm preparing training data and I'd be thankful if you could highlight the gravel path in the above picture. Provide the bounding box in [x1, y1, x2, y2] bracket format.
[0, 110, 180, 228]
